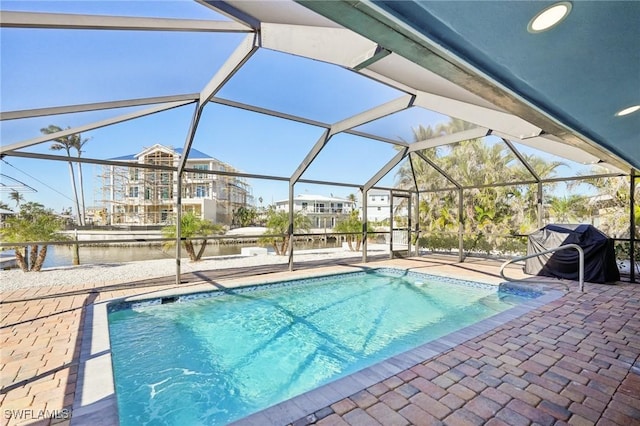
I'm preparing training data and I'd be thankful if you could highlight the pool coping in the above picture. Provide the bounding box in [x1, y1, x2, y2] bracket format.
[70, 269, 564, 426]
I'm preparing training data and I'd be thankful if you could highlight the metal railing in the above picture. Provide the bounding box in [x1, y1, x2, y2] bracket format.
[499, 243, 585, 292]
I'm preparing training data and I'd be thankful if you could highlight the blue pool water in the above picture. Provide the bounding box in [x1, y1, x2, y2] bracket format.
[108, 268, 536, 425]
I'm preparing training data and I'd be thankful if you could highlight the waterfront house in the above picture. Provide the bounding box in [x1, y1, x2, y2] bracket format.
[364, 189, 392, 223]
[274, 194, 355, 230]
[99, 144, 252, 226]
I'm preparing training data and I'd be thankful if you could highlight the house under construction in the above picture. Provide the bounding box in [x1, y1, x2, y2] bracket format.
[97, 144, 252, 226]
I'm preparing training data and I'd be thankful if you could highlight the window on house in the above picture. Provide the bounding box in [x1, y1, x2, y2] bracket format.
[196, 185, 208, 197]
[301, 202, 308, 210]
[161, 172, 171, 184]
[129, 169, 139, 181]
[193, 164, 208, 179]
[161, 188, 170, 199]
[129, 186, 138, 198]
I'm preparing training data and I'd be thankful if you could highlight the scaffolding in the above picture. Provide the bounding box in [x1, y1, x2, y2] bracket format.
[95, 147, 253, 226]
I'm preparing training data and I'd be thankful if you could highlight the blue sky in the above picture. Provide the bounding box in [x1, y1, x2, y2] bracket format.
[0, 0, 598, 213]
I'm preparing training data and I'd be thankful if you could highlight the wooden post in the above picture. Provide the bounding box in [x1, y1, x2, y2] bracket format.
[72, 229, 80, 266]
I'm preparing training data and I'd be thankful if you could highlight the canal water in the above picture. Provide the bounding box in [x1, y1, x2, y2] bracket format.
[37, 240, 341, 269]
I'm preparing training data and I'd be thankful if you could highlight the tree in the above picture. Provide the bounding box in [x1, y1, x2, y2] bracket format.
[576, 175, 640, 238]
[232, 206, 258, 227]
[394, 117, 566, 254]
[0, 202, 65, 272]
[9, 191, 24, 208]
[547, 194, 590, 223]
[260, 207, 311, 255]
[334, 210, 372, 251]
[41, 125, 90, 226]
[162, 212, 224, 262]
[347, 193, 358, 209]
[0, 201, 11, 211]
[511, 154, 566, 231]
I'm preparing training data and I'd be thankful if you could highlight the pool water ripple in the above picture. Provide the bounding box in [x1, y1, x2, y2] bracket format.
[108, 268, 536, 425]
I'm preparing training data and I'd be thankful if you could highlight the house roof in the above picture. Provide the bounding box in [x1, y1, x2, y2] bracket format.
[108, 145, 214, 162]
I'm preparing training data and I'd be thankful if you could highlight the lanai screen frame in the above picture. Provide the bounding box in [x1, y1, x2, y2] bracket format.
[0, 2, 636, 284]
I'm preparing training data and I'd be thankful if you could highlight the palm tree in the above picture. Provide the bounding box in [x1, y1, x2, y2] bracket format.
[548, 194, 590, 223]
[0, 201, 11, 211]
[40, 125, 90, 226]
[509, 154, 566, 231]
[347, 193, 358, 209]
[260, 207, 311, 255]
[576, 175, 640, 238]
[162, 212, 224, 261]
[394, 116, 568, 254]
[9, 190, 24, 208]
[334, 209, 373, 251]
[1, 202, 65, 271]
[396, 124, 445, 191]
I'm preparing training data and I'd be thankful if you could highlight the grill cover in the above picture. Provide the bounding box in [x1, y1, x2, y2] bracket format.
[525, 224, 620, 283]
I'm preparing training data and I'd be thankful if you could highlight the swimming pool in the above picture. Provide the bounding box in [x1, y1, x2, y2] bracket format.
[107, 268, 541, 425]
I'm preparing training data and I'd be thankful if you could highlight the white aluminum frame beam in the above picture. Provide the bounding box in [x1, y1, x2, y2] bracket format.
[408, 127, 490, 153]
[0, 100, 193, 154]
[178, 33, 258, 171]
[212, 97, 328, 128]
[289, 94, 412, 185]
[492, 130, 601, 165]
[290, 130, 331, 184]
[414, 91, 542, 140]
[197, 0, 261, 30]
[0, 94, 199, 121]
[174, 32, 258, 283]
[363, 147, 408, 192]
[0, 11, 252, 32]
[358, 68, 416, 96]
[210, 97, 409, 147]
[329, 94, 414, 136]
[199, 34, 259, 105]
[5, 149, 371, 192]
[4, 151, 178, 171]
[261, 23, 378, 69]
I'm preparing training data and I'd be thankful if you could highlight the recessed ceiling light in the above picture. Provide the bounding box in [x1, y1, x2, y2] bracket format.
[528, 2, 572, 33]
[615, 105, 640, 117]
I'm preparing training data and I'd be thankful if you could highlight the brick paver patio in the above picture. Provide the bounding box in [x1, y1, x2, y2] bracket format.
[1, 256, 638, 426]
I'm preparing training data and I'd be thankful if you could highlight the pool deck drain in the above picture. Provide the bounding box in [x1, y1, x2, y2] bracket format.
[1, 256, 639, 426]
